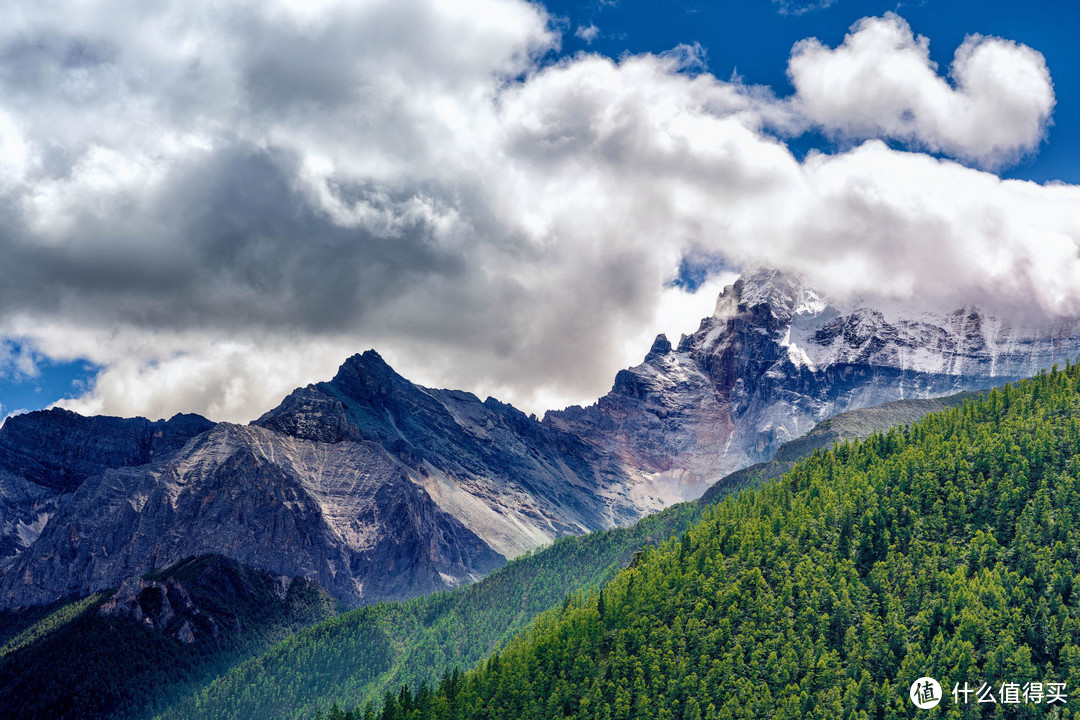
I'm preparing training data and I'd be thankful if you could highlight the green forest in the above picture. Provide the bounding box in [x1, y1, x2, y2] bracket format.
[315, 365, 1080, 719]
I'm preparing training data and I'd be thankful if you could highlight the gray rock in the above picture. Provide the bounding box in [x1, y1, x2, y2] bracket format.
[0, 409, 214, 493]
[0, 411, 213, 564]
[99, 576, 195, 640]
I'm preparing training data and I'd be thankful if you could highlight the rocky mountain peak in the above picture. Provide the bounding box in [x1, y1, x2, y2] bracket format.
[254, 350, 416, 443]
[548, 267, 1080, 502]
[716, 268, 831, 327]
[645, 334, 673, 361]
[330, 350, 399, 393]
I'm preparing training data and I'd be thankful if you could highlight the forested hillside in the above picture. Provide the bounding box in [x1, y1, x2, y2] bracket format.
[162, 391, 977, 720]
[0, 555, 338, 720]
[338, 365, 1080, 719]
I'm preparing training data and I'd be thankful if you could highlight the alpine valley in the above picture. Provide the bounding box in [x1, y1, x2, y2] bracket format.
[3, 269, 1079, 614]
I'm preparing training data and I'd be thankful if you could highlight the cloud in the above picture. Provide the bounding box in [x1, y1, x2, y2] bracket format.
[575, 24, 599, 43]
[33, 326, 359, 423]
[772, 0, 837, 16]
[710, 141, 1080, 315]
[0, 3, 1073, 423]
[0, 341, 40, 381]
[788, 13, 1055, 168]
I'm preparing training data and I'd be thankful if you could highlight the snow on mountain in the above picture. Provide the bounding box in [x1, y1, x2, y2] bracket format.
[546, 268, 1080, 502]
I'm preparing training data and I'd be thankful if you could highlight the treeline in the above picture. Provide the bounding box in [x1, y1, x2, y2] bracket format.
[326, 365, 1080, 720]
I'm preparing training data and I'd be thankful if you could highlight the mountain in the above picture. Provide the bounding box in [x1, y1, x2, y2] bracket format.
[158, 390, 972, 720]
[0, 382, 1007, 720]
[547, 268, 1080, 501]
[4, 269, 1079, 612]
[0, 554, 338, 720]
[0, 352, 643, 608]
[355, 365, 1080, 720]
[253, 350, 644, 551]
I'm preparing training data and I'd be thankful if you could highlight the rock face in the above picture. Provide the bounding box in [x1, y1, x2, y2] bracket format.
[1, 422, 500, 607]
[0, 409, 214, 494]
[254, 351, 644, 550]
[3, 269, 1079, 610]
[0, 353, 639, 608]
[0, 410, 213, 561]
[546, 269, 1080, 501]
[99, 575, 202, 643]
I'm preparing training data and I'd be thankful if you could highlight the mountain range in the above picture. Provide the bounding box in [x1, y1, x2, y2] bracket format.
[2, 268, 1078, 610]
[0, 388, 969, 720]
[351, 364, 1080, 720]
[548, 268, 1080, 500]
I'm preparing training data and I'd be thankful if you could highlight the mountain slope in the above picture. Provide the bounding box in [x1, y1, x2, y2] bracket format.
[547, 269, 1080, 502]
[0, 352, 644, 609]
[698, 391, 977, 505]
[0, 554, 338, 720]
[0, 410, 213, 564]
[157, 390, 975, 720]
[1, 422, 504, 607]
[158, 503, 701, 720]
[362, 365, 1080, 720]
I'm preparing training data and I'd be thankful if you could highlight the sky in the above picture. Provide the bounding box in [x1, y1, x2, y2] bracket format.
[0, 0, 1078, 424]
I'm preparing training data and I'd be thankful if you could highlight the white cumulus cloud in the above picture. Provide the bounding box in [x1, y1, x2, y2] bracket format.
[575, 24, 599, 43]
[788, 13, 1055, 168]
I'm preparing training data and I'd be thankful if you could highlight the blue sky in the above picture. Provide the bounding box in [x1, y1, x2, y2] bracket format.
[545, 0, 1079, 183]
[0, 347, 97, 421]
[0, 0, 1078, 423]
